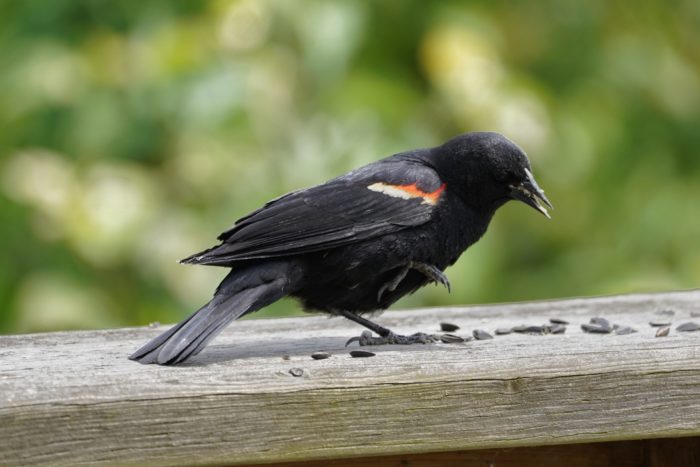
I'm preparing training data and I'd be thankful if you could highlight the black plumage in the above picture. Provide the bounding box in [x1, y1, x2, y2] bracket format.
[130, 132, 551, 365]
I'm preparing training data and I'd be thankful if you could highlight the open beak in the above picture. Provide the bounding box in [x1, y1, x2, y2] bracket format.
[509, 168, 553, 219]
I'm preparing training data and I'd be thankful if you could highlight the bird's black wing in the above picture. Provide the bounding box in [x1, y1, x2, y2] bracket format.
[181, 157, 446, 265]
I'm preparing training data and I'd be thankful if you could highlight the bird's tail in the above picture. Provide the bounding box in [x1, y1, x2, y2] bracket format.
[129, 261, 301, 365]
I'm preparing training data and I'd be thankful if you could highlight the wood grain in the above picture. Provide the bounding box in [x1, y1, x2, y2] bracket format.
[249, 437, 700, 467]
[1, 291, 700, 466]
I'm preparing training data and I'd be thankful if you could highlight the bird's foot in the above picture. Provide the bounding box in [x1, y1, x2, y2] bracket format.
[345, 330, 435, 347]
[410, 261, 451, 292]
[377, 262, 450, 302]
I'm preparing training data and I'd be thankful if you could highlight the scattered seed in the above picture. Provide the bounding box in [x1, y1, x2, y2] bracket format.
[590, 317, 611, 329]
[649, 321, 671, 327]
[282, 355, 291, 361]
[549, 318, 569, 325]
[473, 329, 493, 340]
[655, 326, 670, 337]
[289, 368, 304, 377]
[440, 322, 460, 332]
[311, 352, 331, 360]
[655, 308, 675, 316]
[495, 327, 513, 335]
[581, 323, 612, 334]
[549, 324, 567, 334]
[350, 350, 375, 358]
[148, 321, 160, 328]
[440, 333, 465, 344]
[676, 322, 700, 332]
[615, 326, 637, 335]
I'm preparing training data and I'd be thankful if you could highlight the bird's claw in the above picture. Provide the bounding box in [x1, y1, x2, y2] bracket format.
[345, 330, 435, 346]
[345, 333, 365, 347]
[410, 262, 450, 293]
[434, 272, 451, 293]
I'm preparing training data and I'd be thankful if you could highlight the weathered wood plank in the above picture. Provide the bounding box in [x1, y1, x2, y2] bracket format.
[250, 437, 700, 467]
[1, 291, 700, 466]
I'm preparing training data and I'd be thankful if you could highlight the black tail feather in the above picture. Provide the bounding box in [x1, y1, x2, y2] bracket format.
[128, 306, 204, 364]
[130, 262, 300, 365]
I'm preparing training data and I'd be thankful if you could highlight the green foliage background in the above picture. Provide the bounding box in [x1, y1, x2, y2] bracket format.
[1, 0, 699, 333]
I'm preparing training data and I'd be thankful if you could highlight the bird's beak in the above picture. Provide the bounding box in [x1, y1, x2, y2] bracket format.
[509, 168, 553, 219]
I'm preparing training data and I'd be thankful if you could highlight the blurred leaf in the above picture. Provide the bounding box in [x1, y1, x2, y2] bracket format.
[1, 0, 699, 334]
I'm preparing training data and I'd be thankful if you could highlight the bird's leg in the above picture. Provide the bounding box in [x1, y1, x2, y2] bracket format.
[378, 262, 450, 302]
[409, 261, 451, 292]
[377, 266, 411, 302]
[344, 261, 448, 346]
[339, 310, 392, 337]
[340, 310, 434, 347]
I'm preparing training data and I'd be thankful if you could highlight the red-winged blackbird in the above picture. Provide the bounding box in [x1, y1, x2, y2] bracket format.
[130, 132, 552, 365]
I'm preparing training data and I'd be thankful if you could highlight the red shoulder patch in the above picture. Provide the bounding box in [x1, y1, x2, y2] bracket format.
[368, 182, 446, 205]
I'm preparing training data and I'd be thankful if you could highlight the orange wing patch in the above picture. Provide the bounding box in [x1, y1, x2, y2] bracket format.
[368, 182, 446, 205]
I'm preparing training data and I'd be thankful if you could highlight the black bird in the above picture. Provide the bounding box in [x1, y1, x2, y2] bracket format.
[130, 132, 552, 365]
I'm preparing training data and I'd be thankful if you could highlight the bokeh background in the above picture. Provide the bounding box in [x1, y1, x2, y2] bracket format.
[2, 0, 699, 334]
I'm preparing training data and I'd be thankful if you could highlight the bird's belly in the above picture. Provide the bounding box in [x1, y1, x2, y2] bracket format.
[293, 265, 428, 314]
[291, 234, 447, 313]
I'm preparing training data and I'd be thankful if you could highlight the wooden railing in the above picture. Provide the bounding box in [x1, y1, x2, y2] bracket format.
[2, 291, 700, 466]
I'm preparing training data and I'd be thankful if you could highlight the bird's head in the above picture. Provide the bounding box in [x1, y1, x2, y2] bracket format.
[435, 132, 552, 218]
